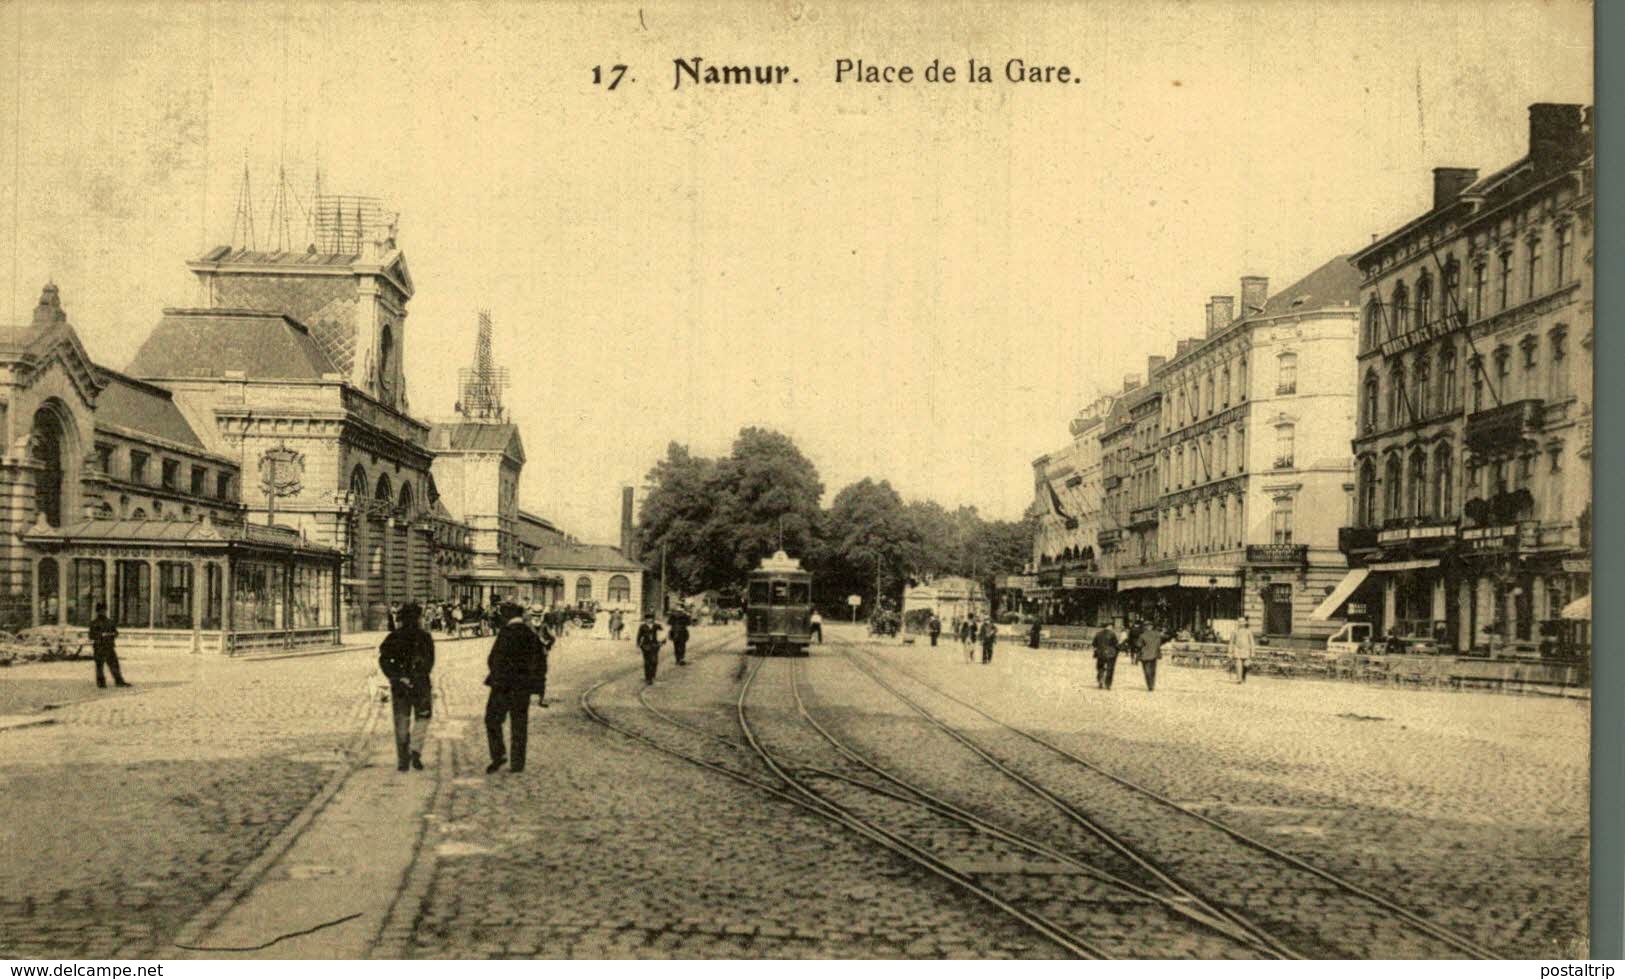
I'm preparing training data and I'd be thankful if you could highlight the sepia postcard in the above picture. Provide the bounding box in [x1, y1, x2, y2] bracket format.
[0, 0, 1598, 963]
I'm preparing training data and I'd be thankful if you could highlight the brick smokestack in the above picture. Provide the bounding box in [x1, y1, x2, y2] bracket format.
[1528, 103, 1588, 172]
[1432, 167, 1478, 210]
[1122, 374, 1140, 393]
[1208, 296, 1234, 337]
[1240, 276, 1269, 315]
[1147, 354, 1166, 377]
[620, 486, 637, 560]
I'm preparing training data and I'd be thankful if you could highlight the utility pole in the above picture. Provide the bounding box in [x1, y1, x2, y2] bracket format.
[659, 543, 668, 615]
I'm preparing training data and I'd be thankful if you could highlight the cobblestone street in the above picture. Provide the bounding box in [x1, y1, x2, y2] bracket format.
[0, 622, 1588, 959]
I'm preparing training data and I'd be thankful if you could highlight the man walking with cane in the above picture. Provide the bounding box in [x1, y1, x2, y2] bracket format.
[484, 602, 546, 774]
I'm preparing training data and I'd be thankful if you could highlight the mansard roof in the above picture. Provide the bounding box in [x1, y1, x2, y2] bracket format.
[127, 308, 337, 380]
[95, 369, 208, 451]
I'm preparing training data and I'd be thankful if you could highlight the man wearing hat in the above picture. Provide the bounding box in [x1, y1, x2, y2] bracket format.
[484, 602, 547, 773]
[378, 602, 436, 772]
[526, 605, 555, 707]
[635, 611, 664, 685]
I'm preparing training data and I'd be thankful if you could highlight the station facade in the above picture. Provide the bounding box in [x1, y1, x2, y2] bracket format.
[7, 216, 644, 646]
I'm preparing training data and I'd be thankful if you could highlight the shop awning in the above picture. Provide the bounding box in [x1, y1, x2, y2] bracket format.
[1310, 568, 1370, 621]
[1562, 593, 1591, 621]
[1367, 558, 1441, 572]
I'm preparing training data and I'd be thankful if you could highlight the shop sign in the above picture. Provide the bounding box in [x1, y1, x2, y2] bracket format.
[1063, 574, 1111, 591]
[1378, 523, 1459, 545]
[1462, 524, 1519, 552]
[1562, 559, 1591, 574]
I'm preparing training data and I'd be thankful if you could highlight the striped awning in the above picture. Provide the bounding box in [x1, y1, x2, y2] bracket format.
[1311, 568, 1370, 621]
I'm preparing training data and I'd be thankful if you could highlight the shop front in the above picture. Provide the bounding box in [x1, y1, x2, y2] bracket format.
[24, 517, 343, 655]
[1029, 567, 1114, 626]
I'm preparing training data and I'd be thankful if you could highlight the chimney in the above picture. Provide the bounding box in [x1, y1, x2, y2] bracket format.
[1240, 276, 1269, 315]
[619, 486, 637, 560]
[1122, 374, 1140, 393]
[1529, 103, 1587, 172]
[1208, 295, 1234, 336]
[1431, 167, 1479, 209]
[1147, 354, 1166, 377]
[1176, 339, 1191, 356]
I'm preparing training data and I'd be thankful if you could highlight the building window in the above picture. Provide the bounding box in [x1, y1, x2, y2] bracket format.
[68, 558, 105, 626]
[1494, 346, 1510, 400]
[1439, 348, 1457, 411]
[1384, 455, 1403, 521]
[1409, 448, 1429, 518]
[115, 560, 151, 628]
[37, 558, 58, 625]
[217, 472, 232, 501]
[291, 565, 334, 628]
[95, 443, 114, 475]
[1413, 356, 1431, 418]
[203, 564, 223, 630]
[1443, 259, 1461, 318]
[190, 466, 207, 496]
[1363, 371, 1380, 433]
[1204, 374, 1214, 414]
[157, 562, 193, 629]
[1358, 460, 1378, 527]
[1416, 272, 1433, 326]
[129, 451, 150, 485]
[1392, 282, 1410, 333]
[1470, 355, 1485, 411]
[1389, 363, 1406, 426]
[1273, 425, 1295, 470]
[1497, 249, 1512, 310]
[575, 575, 593, 604]
[232, 561, 286, 631]
[1520, 334, 1537, 370]
[1218, 431, 1229, 475]
[1526, 237, 1543, 299]
[1556, 223, 1574, 285]
[1434, 443, 1454, 517]
[1271, 499, 1294, 545]
[1235, 426, 1246, 472]
[1364, 299, 1382, 349]
[1472, 261, 1488, 320]
[159, 459, 178, 491]
[1276, 353, 1297, 395]
[1550, 325, 1569, 399]
[1237, 356, 1247, 400]
[129, 507, 147, 520]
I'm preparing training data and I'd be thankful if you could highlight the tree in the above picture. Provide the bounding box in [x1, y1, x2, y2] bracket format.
[819, 478, 922, 612]
[636, 442, 722, 596]
[709, 427, 824, 581]
[637, 429, 825, 596]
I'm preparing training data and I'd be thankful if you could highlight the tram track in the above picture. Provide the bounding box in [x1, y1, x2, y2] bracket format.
[835, 636, 1502, 959]
[592, 631, 1251, 957]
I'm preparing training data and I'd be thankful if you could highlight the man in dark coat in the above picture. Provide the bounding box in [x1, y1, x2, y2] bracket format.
[1092, 623, 1120, 690]
[378, 602, 436, 772]
[1027, 618, 1043, 649]
[979, 618, 997, 664]
[484, 603, 546, 774]
[668, 608, 691, 666]
[1137, 621, 1164, 692]
[636, 612, 664, 685]
[928, 614, 942, 647]
[526, 606, 554, 707]
[87, 602, 129, 689]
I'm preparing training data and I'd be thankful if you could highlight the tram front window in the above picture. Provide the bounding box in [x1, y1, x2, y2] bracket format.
[749, 581, 770, 605]
[771, 581, 790, 604]
[787, 582, 810, 605]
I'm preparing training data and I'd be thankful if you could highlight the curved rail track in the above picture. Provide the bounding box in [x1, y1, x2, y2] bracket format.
[835, 636, 1502, 960]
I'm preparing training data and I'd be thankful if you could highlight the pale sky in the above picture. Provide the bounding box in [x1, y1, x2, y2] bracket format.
[0, 1, 1592, 543]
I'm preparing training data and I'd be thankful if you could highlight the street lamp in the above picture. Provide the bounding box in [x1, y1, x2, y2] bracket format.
[1207, 576, 1218, 629]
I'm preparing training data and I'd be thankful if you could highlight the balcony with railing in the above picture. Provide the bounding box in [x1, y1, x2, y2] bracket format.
[1339, 526, 1378, 553]
[1245, 543, 1308, 566]
[1465, 399, 1544, 455]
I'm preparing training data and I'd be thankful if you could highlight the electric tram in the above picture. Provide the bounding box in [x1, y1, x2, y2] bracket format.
[744, 551, 814, 656]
